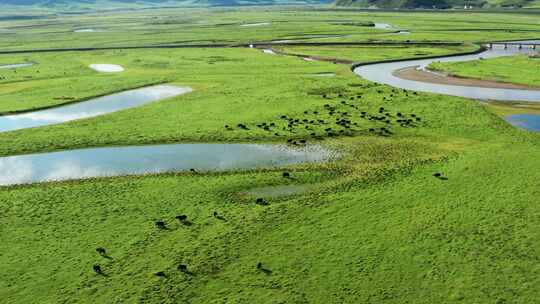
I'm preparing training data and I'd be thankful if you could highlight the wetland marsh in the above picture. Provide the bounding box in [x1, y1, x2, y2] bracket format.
[1, 6, 540, 304]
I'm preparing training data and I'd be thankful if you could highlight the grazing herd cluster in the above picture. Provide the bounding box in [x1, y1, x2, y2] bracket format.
[226, 86, 424, 145]
[90, 170, 288, 277]
[88, 86, 437, 280]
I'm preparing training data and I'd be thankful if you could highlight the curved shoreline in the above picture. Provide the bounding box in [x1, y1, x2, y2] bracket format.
[0, 80, 170, 116]
[393, 66, 540, 90]
[0, 84, 192, 133]
[353, 42, 540, 102]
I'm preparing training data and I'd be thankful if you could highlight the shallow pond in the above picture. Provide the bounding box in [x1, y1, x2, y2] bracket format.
[0, 144, 332, 186]
[89, 64, 124, 72]
[262, 49, 276, 55]
[74, 29, 98, 33]
[354, 41, 540, 102]
[0, 63, 34, 69]
[241, 22, 270, 27]
[374, 23, 392, 29]
[0, 85, 192, 132]
[307, 72, 336, 77]
[505, 114, 540, 132]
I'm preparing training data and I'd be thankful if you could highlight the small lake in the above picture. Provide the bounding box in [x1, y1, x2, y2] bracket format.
[505, 114, 540, 132]
[354, 41, 540, 102]
[0, 85, 192, 133]
[0, 144, 332, 186]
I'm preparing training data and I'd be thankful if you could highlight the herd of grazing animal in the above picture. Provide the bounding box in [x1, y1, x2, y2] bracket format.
[90, 87, 435, 279]
[91, 190, 279, 277]
[226, 86, 424, 144]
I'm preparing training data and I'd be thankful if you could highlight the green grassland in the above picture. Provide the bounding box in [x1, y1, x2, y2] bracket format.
[0, 44, 476, 156]
[1, 9, 540, 51]
[429, 54, 540, 87]
[2, 7, 540, 304]
[275, 44, 479, 62]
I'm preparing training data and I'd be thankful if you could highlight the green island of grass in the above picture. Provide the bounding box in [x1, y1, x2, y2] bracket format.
[428, 54, 540, 87]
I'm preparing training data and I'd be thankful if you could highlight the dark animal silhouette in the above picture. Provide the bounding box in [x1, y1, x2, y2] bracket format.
[178, 264, 194, 275]
[96, 247, 106, 256]
[155, 221, 167, 229]
[93, 264, 103, 275]
[155, 271, 167, 278]
[433, 173, 448, 180]
[213, 211, 226, 221]
[256, 198, 268, 205]
[256, 262, 272, 275]
[283, 172, 290, 178]
[176, 214, 193, 226]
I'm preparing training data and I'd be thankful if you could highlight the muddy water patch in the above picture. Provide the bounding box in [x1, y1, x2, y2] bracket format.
[0, 144, 332, 186]
[0, 85, 191, 132]
[89, 64, 124, 73]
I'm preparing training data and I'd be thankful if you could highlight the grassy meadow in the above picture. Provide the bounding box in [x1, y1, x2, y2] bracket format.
[1, 6, 540, 304]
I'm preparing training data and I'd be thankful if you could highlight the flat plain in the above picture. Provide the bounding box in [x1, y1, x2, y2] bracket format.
[1, 7, 540, 304]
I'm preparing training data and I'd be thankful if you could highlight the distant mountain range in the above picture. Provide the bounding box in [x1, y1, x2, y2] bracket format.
[334, 0, 540, 8]
[0, 0, 330, 8]
[0, 0, 537, 9]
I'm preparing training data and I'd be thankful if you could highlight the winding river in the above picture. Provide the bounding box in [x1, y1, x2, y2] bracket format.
[354, 42, 540, 102]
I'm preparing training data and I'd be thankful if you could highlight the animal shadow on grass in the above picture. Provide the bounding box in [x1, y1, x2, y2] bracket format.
[213, 211, 227, 221]
[433, 173, 448, 180]
[257, 262, 272, 275]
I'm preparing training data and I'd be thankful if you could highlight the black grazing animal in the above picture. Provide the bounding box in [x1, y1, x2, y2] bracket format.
[93, 264, 103, 275]
[178, 264, 188, 272]
[256, 262, 272, 275]
[213, 211, 226, 220]
[175, 214, 187, 222]
[433, 173, 448, 180]
[96, 247, 106, 256]
[282, 172, 291, 178]
[155, 271, 167, 277]
[155, 221, 167, 229]
[256, 198, 268, 205]
[178, 264, 191, 274]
